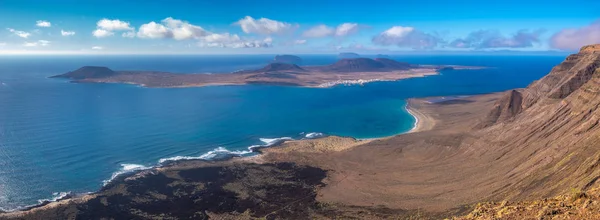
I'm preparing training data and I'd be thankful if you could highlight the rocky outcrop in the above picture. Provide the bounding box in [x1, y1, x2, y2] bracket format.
[581, 44, 600, 53]
[477, 89, 523, 128]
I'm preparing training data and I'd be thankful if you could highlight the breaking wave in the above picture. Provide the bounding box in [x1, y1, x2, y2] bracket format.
[4, 133, 327, 212]
[158, 147, 254, 164]
[37, 192, 72, 204]
[304, 132, 325, 139]
[102, 164, 153, 186]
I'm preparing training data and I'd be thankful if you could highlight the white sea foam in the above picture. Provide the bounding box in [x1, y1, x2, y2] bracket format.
[157, 136, 294, 166]
[158, 147, 253, 164]
[304, 132, 325, 139]
[37, 192, 71, 204]
[259, 137, 293, 146]
[102, 163, 152, 186]
[0, 191, 79, 212]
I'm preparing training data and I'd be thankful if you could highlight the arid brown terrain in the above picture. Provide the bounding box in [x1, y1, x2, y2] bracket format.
[4, 44, 600, 219]
[50, 57, 467, 88]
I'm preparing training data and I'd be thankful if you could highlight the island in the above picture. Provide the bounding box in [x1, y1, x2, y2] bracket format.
[337, 52, 360, 59]
[273, 54, 302, 65]
[51, 58, 478, 88]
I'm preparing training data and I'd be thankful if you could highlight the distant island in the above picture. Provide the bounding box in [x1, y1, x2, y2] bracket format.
[273, 55, 302, 65]
[51, 57, 481, 88]
[338, 52, 360, 59]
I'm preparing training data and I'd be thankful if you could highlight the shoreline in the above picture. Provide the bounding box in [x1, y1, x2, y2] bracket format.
[0, 93, 496, 218]
[0, 97, 434, 214]
[406, 99, 435, 133]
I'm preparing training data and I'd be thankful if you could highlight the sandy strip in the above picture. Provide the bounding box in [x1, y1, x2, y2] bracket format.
[406, 101, 436, 133]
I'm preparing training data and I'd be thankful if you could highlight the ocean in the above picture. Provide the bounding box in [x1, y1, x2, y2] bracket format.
[0, 54, 565, 211]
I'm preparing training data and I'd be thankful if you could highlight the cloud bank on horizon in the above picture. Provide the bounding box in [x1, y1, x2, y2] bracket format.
[0, 0, 598, 54]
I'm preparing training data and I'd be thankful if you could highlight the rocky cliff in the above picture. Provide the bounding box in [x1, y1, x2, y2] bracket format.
[479, 45, 600, 127]
[473, 44, 600, 201]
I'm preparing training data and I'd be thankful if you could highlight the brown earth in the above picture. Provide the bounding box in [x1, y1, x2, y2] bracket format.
[454, 187, 600, 219]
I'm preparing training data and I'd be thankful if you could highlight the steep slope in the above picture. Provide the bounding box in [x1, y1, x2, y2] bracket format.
[520, 45, 600, 108]
[472, 44, 600, 200]
[478, 45, 600, 127]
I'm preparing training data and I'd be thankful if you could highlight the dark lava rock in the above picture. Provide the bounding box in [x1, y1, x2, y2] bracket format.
[7, 163, 328, 219]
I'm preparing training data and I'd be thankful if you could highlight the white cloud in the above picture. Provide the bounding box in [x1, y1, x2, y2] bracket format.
[137, 22, 170, 39]
[23, 40, 50, 47]
[303, 25, 334, 38]
[97, 19, 133, 31]
[235, 16, 293, 35]
[198, 33, 272, 48]
[137, 17, 209, 40]
[93, 19, 134, 38]
[294, 39, 307, 44]
[93, 29, 114, 38]
[91, 46, 103, 50]
[61, 30, 76, 36]
[335, 23, 359, 37]
[0, 42, 6, 46]
[551, 19, 600, 50]
[380, 26, 415, 37]
[372, 26, 442, 49]
[137, 17, 271, 48]
[36, 20, 52, 27]
[122, 31, 135, 38]
[449, 29, 544, 49]
[7, 28, 31, 38]
[303, 23, 360, 38]
[162, 17, 209, 40]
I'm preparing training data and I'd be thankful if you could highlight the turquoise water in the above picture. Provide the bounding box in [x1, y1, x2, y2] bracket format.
[0, 54, 565, 210]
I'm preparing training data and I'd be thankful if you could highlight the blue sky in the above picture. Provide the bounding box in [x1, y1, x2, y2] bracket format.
[0, 0, 599, 54]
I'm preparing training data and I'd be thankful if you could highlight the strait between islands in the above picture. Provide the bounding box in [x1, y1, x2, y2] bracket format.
[50, 57, 479, 88]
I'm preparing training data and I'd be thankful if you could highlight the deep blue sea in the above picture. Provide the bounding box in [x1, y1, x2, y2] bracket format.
[0, 54, 566, 210]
